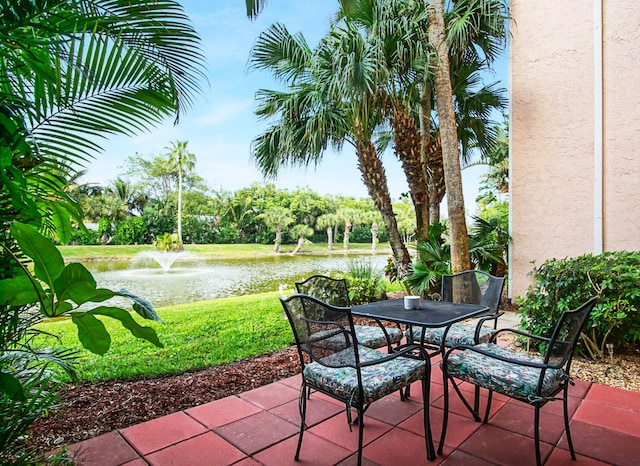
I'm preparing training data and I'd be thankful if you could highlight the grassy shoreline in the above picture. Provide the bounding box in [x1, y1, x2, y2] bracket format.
[59, 242, 392, 261]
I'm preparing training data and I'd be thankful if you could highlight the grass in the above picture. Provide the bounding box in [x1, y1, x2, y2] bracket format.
[35, 291, 292, 383]
[59, 242, 391, 261]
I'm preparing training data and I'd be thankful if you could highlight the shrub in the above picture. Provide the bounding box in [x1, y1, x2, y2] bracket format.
[344, 258, 386, 305]
[113, 217, 148, 245]
[517, 251, 640, 359]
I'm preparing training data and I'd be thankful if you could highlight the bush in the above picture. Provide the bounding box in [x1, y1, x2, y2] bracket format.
[113, 217, 148, 245]
[517, 251, 640, 359]
[344, 257, 386, 305]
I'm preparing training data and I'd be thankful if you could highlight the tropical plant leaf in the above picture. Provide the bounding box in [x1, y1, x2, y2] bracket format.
[0, 371, 26, 402]
[0, 274, 41, 306]
[115, 289, 164, 322]
[71, 312, 111, 356]
[10, 222, 64, 287]
[88, 306, 163, 348]
[54, 263, 114, 311]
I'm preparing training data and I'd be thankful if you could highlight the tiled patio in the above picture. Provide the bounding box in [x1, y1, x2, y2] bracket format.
[65, 359, 640, 466]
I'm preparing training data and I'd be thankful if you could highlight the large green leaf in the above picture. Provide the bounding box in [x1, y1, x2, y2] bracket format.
[88, 306, 163, 348]
[10, 222, 64, 287]
[115, 289, 164, 322]
[0, 371, 26, 402]
[0, 275, 41, 306]
[54, 263, 114, 311]
[71, 313, 111, 356]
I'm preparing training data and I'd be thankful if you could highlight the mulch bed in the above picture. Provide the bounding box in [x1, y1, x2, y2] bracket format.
[26, 347, 301, 452]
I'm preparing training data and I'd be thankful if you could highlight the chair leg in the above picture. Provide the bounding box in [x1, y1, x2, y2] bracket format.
[482, 390, 493, 423]
[356, 405, 365, 466]
[562, 386, 577, 460]
[438, 367, 450, 455]
[534, 405, 542, 466]
[295, 383, 308, 461]
[421, 377, 436, 460]
[450, 379, 481, 422]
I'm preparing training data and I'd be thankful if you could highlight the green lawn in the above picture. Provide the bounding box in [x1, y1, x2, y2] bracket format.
[35, 291, 292, 383]
[59, 242, 391, 261]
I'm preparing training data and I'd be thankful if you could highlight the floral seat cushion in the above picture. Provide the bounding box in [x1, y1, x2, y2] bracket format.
[313, 325, 403, 351]
[409, 323, 494, 347]
[303, 346, 426, 404]
[443, 343, 567, 402]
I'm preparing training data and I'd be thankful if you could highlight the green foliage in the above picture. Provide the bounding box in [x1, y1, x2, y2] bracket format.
[113, 217, 148, 245]
[345, 258, 386, 305]
[517, 251, 640, 359]
[155, 233, 182, 252]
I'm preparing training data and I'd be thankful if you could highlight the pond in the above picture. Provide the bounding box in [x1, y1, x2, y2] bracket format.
[84, 252, 390, 308]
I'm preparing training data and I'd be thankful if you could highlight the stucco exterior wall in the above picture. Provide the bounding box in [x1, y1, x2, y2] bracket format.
[510, 0, 640, 298]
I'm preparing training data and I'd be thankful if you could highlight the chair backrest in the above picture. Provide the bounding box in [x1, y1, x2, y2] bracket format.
[295, 275, 350, 307]
[544, 296, 600, 368]
[280, 294, 359, 370]
[440, 270, 505, 314]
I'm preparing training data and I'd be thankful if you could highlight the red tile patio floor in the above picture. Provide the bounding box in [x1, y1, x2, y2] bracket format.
[64, 362, 640, 466]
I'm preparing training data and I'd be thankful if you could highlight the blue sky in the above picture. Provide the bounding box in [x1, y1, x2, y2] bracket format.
[84, 0, 507, 210]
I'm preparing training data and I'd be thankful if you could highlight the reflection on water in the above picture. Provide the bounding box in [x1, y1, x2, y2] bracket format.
[84, 253, 389, 308]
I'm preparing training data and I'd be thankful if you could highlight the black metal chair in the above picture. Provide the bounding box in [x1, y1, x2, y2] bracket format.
[439, 296, 600, 466]
[280, 294, 435, 465]
[295, 275, 403, 351]
[407, 270, 506, 350]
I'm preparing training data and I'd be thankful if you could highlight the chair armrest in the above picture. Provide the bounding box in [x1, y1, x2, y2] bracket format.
[359, 343, 430, 367]
[443, 343, 551, 370]
[489, 327, 552, 344]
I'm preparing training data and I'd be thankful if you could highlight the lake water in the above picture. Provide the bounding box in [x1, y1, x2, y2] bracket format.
[84, 253, 389, 308]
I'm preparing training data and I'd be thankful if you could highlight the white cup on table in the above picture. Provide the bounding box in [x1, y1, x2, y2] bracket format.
[403, 295, 421, 310]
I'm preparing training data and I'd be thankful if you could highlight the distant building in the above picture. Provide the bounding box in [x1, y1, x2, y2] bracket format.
[509, 1, 640, 298]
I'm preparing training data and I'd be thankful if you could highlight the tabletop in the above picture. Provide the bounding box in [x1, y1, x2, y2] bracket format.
[351, 298, 489, 327]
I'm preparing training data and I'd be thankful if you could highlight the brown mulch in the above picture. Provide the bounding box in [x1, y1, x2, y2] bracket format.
[26, 347, 302, 452]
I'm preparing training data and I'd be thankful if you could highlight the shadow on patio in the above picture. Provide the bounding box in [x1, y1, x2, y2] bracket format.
[64, 358, 640, 466]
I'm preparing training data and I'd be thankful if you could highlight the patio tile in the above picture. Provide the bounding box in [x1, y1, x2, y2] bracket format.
[573, 398, 640, 438]
[215, 410, 298, 455]
[278, 374, 303, 390]
[362, 426, 434, 466]
[457, 424, 553, 466]
[308, 411, 393, 451]
[120, 411, 208, 456]
[584, 383, 640, 411]
[67, 431, 140, 466]
[488, 401, 569, 444]
[253, 431, 351, 465]
[431, 388, 507, 420]
[239, 382, 300, 409]
[121, 459, 148, 466]
[231, 459, 262, 466]
[559, 419, 640, 465]
[400, 407, 482, 450]
[335, 453, 382, 466]
[144, 431, 246, 466]
[269, 396, 342, 427]
[545, 448, 615, 466]
[569, 379, 592, 399]
[438, 449, 498, 465]
[365, 393, 424, 426]
[185, 396, 262, 429]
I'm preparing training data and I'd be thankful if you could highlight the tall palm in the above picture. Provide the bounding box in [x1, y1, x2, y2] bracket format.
[260, 206, 295, 252]
[249, 22, 413, 277]
[166, 140, 196, 248]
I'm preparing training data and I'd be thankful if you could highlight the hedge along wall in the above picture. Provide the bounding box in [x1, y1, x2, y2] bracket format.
[517, 251, 640, 359]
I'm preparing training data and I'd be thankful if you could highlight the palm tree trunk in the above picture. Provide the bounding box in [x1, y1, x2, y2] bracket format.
[356, 138, 412, 278]
[390, 106, 429, 245]
[292, 236, 304, 254]
[177, 159, 184, 250]
[327, 226, 333, 250]
[427, 0, 470, 273]
[274, 227, 281, 253]
[343, 221, 351, 250]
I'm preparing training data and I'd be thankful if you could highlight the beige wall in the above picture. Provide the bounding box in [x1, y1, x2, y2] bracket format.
[510, 0, 640, 298]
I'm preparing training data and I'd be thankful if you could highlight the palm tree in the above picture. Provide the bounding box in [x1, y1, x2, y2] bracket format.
[289, 224, 314, 255]
[316, 213, 340, 250]
[260, 206, 295, 252]
[249, 21, 414, 278]
[166, 141, 196, 248]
